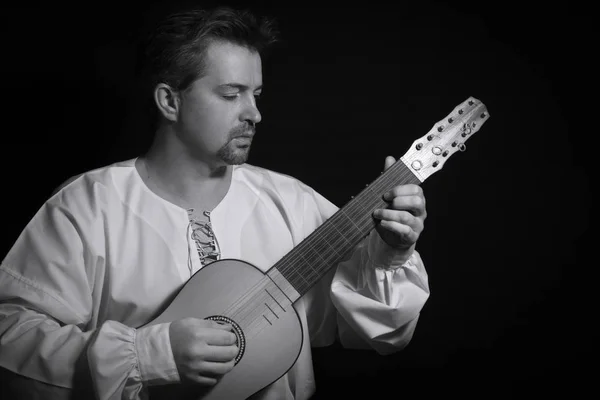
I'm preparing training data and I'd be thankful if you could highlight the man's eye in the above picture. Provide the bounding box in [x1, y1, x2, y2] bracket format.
[223, 94, 239, 100]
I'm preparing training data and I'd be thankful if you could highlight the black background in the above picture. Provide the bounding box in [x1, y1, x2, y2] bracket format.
[0, 0, 593, 398]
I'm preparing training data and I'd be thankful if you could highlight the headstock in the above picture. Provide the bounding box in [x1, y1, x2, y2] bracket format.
[400, 96, 489, 182]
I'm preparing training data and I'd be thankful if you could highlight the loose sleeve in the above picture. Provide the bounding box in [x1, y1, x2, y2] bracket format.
[299, 187, 430, 354]
[331, 231, 430, 354]
[0, 200, 179, 399]
[86, 320, 179, 399]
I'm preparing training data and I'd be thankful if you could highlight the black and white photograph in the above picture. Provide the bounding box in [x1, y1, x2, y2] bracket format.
[0, 1, 592, 399]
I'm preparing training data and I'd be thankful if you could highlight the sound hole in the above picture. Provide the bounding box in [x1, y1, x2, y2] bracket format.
[205, 315, 246, 364]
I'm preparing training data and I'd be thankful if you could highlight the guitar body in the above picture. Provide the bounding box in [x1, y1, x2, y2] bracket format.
[145, 259, 304, 400]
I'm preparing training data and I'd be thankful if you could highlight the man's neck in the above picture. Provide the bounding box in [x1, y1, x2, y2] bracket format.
[137, 133, 233, 212]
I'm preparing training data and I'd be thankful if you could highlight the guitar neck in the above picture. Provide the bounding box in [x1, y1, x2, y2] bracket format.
[268, 96, 489, 302]
[270, 160, 421, 300]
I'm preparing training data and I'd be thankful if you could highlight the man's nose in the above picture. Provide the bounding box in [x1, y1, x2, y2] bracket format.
[240, 96, 262, 125]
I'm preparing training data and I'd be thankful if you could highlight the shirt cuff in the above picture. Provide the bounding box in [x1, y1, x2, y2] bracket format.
[366, 230, 413, 269]
[135, 323, 180, 386]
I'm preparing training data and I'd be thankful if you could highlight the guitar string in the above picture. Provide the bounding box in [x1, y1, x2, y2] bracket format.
[277, 162, 419, 289]
[205, 164, 406, 330]
[223, 162, 421, 340]
[222, 161, 409, 313]
[233, 164, 417, 328]
[219, 161, 419, 326]
[223, 161, 415, 321]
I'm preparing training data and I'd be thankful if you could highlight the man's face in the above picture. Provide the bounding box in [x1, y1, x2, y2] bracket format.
[175, 41, 263, 166]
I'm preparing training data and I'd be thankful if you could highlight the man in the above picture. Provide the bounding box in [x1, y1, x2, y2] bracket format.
[0, 6, 429, 400]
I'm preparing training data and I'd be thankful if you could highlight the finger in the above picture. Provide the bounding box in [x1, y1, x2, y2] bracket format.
[204, 344, 239, 362]
[388, 195, 426, 217]
[374, 209, 420, 227]
[378, 220, 419, 243]
[383, 156, 396, 171]
[197, 359, 236, 377]
[199, 319, 233, 331]
[374, 209, 424, 235]
[204, 330, 237, 346]
[383, 184, 423, 200]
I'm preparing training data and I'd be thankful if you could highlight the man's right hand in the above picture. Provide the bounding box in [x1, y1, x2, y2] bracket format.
[169, 318, 238, 386]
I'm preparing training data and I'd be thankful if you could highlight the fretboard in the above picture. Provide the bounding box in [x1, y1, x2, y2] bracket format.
[271, 160, 421, 299]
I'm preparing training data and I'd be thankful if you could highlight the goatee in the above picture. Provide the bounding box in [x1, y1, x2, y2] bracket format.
[217, 124, 255, 165]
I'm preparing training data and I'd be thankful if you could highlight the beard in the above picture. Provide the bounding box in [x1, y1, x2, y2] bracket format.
[216, 124, 255, 165]
[216, 141, 251, 165]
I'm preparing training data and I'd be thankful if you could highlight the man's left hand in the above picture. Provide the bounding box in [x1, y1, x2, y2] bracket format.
[373, 156, 427, 257]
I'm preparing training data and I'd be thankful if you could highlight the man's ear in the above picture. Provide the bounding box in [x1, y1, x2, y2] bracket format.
[154, 83, 180, 122]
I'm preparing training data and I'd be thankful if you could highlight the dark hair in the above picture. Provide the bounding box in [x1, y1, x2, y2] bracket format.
[136, 6, 279, 97]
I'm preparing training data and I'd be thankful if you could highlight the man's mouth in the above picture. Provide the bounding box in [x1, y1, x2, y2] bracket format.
[233, 136, 253, 147]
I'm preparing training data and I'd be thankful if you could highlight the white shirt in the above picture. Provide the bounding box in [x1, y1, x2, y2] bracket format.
[0, 158, 430, 400]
